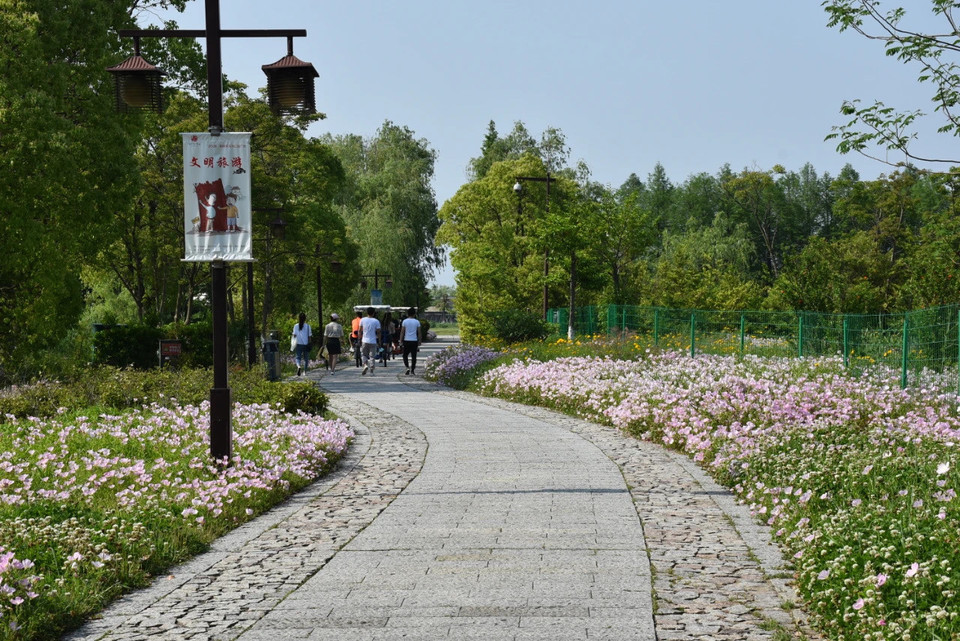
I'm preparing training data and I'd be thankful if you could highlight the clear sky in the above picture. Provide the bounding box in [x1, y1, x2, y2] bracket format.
[145, 1, 955, 286]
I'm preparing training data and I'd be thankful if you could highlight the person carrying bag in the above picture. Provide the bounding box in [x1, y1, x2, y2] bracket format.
[291, 312, 312, 376]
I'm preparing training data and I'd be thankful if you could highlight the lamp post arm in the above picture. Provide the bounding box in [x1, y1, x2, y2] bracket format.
[118, 29, 307, 38]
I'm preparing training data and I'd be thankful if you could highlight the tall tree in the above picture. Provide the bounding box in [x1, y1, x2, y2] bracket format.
[648, 213, 763, 310]
[324, 121, 443, 310]
[467, 121, 568, 181]
[437, 156, 552, 338]
[644, 162, 676, 231]
[0, 0, 144, 380]
[721, 169, 790, 279]
[671, 171, 724, 232]
[582, 182, 657, 305]
[768, 232, 897, 313]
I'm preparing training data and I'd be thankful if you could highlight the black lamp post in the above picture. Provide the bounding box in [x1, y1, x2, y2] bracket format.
[315, 247, 342, 325]
[513, 174, 556, 321]
[110, 0, 318, 463]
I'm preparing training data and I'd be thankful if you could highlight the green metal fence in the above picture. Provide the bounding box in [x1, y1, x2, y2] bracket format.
[547, 306, 602, 336]
[547, 304, 960, 390]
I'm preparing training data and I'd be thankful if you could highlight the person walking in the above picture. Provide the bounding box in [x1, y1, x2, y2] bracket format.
[291, 312, 312, 376]
[322, 313, 344, 375]
[359, 307, 381, 376]
[350, 311, 363, 368]
[399, 307, 422, 375]
[380, 312, 395, 367]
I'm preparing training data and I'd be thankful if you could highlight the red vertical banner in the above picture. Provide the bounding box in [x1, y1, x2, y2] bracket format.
[182, 133, 252, 262]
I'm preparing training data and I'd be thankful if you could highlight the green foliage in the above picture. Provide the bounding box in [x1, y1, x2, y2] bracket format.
[768, 233, 896, 313]
[649, 214, 765, 310]
[323, 121, 442, 312]
[438, 155, 557, 339]
[823, 1, 960, 168]
[92, 325, 165, 369]
[0, 367, 328, 420]
[277, 381, 328, 415]
[489, 309, 550, 343]
[163, 320, 249, 368]
[89, 320, 251, 370]
[0, 0, 141, 378]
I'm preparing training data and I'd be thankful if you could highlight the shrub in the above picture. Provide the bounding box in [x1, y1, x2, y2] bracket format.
[0, 367, 327, 421]
[488, 309, 549, 343]
[163, 320, 249, 368]
[278, 382, 328, 414]
[92, 325, 164, 369]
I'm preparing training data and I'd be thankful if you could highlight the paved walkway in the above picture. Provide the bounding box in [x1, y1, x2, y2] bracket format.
[67, 338, 819, 641]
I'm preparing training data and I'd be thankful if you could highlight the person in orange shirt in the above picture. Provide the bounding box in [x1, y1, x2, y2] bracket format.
[350, 311, 363, 368]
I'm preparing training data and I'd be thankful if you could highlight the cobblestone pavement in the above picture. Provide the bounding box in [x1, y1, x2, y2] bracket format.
[66, 338, 819, 641]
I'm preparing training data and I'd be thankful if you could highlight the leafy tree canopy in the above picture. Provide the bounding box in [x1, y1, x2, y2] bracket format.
[824, 0, 960, 168]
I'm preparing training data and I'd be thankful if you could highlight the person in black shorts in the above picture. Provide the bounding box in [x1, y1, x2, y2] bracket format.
[322, 313, 344, 375]
[399, 307, 422, 375]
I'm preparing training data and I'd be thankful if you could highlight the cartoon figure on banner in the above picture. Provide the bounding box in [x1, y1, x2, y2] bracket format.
[225, 186, 242, 232]
[193, 180, 229, 233]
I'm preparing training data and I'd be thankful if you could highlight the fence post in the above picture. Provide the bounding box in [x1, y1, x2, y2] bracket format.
[843, 316, 849, 369]
[654, 308, 660, 346]
[798, 314, 804, 358]
[901, 315, 909, 389]
[739, 313, 745, 355]
[690, 312, 696, 358]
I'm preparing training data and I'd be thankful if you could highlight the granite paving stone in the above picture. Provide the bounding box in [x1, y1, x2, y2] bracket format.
[64, 337, 819, 640]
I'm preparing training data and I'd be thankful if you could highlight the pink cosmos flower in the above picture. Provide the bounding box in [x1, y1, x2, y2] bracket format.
[876, 573, 887, 587]
[853, 598, 864, 610]
[906, 563, 920, 578]
[817, 569, 830, 580]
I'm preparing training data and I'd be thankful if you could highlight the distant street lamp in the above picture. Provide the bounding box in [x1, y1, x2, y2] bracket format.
[108, 0, 319, 463]
[314, 246, 342, 325]
[360, 269, 392, 306]
[513, 174, 556, 321]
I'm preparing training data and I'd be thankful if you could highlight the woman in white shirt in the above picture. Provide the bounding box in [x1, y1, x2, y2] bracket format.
[291, 312, 312, 376]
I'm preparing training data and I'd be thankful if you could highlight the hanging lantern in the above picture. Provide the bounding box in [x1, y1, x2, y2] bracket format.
[262, 38, 319, 115]
[106, 38, 165, 113]
[269, 215, 287, 240]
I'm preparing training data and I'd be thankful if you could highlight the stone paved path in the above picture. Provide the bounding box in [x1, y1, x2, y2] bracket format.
[66, 338, 819, 641]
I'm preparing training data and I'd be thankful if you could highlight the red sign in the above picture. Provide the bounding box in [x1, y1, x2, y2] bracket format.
[160, 341, 182, 357]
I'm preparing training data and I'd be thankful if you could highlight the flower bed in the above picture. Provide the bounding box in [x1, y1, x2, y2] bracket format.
[477, 350, 960, 640]
[0, 401, 352, 639]
[421, 344, 501, 388]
